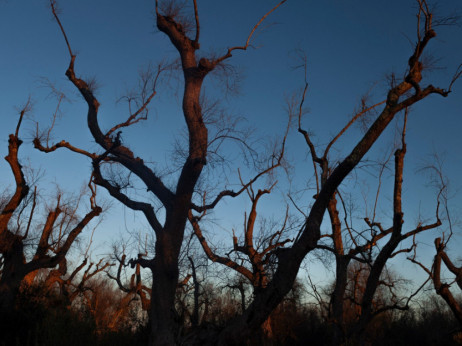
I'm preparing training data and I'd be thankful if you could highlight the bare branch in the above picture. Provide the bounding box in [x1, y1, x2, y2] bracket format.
[92, 163, 163, 234]
[324, 100, 386, 160]
[106, 64, 166, 138]
[34, 137, 97, 159]
[193, 0, 200, 44]
[50, 0, 73, 58]
[213, 0, 287, 65]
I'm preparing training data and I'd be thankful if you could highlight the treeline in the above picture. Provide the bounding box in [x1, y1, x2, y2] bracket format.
[2, 269, 461, 346]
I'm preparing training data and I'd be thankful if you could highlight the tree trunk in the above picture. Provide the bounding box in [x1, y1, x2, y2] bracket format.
[261, 316, 274, 345]
[0, 234, 27, 312]
[22, 270, 38, 287]
[149, 229, 183, 346]
[0, 279, 21, 312]
[331, 256, 349, 345]
[215, 250, 303, 345]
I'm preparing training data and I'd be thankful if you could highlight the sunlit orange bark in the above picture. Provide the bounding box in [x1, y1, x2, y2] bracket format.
[0, 115, 101, 313]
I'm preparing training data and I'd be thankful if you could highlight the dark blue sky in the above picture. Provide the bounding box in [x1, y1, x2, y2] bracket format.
[1, 1, 461, 283]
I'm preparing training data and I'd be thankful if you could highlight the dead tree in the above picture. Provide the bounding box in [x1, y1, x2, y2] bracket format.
[186, 256, 201, 328]
[41, 257, 112, 309]
[432, 238, 462, 325]
[298, 105, 442, 344]
[174, 254, 208, 329]
[211, 2, 459, 344]
[34, 0, 460, 344]
[225, 277, 247, 314]
[36, 1, 289, 344]
[189, 181, 292, 342]
[0, 105, 102, 313]
[107, 252, 152, 328]
[405, 145, 462, 331]
[411, 237, 462, 329]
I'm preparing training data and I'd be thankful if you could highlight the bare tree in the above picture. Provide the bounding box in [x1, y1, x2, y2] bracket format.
[108, 251, 152, 326]
[431, 238, 462, 326]
[296, 105, 443, 344]
[283, 4, 462, 344]
[410, 234, 462, 330]
[175, 254, 209, 330]
[189, 180, 293, 343]
[32, 0, 461, 345]
[210, 2, 460, 344]
[0, 105, 102, 313]
[40, 256, 112, 309]
[404, 148, 462, 332]
[35, 1, 290, 344]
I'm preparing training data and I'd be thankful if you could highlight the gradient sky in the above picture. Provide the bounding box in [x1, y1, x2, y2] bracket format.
[1, 1, 462, 288]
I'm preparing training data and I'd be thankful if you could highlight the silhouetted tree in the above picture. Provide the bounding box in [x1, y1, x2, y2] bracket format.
[211, 1, 459, 344]
[33, 1, 461, 345]
[36, 1, 288, 344]
[41, 256, 112, 310]
[299, 107, 442, 344]
[189, 180, 293, 343]
[108, 251, 151, 326]
[412, 237, 462, 330]
[0, 105, 102, 313]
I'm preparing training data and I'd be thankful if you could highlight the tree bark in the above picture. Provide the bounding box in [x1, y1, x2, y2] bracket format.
[149, 238, 182, 345]
[331, 256, 349, 345]
[0, 234, 25, 312]
[433, 239, 462, 327]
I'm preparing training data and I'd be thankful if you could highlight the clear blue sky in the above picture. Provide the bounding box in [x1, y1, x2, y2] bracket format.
[1, 1, 462, 285]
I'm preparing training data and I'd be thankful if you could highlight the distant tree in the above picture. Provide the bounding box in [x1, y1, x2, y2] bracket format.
[39, 260, 127, 335]
[174, 253, 210, 330]
[107, 250, 152, 326]
[40, 256, 112, 310]
[189, 179, 293, 343]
